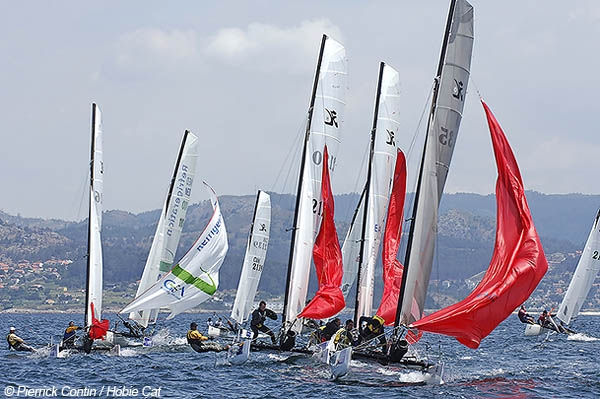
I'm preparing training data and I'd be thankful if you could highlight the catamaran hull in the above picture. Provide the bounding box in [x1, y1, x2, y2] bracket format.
[329, 347, 352, 379]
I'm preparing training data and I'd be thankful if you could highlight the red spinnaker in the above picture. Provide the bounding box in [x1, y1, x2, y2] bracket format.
[375, 151, 407, 325]
[298, 146, 345, 319]
[88, 302, 110, 340]
[410, 100, 548, 349]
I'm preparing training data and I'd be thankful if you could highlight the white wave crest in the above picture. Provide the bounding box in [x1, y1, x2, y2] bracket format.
[567, 333, 599, 342]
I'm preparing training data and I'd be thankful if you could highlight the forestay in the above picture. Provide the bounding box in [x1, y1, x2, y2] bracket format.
[121, 182, 228, 319]
[340, 187, 365, 299]
[354, 63, 401, 320]
[129, 131, 199, 327]
[230, 191, 271, 324]
[399, 0, 474, 326]
[284, 35, 347, 332]
[557, 210, 600, 325]
[85, 103, 104, 327]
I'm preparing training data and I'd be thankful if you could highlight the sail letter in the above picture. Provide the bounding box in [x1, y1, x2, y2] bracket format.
[410, 100, 548, 349]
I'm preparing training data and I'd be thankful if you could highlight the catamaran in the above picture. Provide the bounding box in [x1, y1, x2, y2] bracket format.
[111, 130, 199, 346]
[54, 103, 118, 356]
[524, 209, 600, 336]
[246, 33, 348, 355]
[225, 190, 271, 363]
[120, 182, 229, 334]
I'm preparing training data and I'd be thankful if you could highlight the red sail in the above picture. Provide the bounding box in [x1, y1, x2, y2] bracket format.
[375, 150, 407, 325]
[298, 146, 345, 319]
[88, 302, 110, 340]
[410, 100, 548, 349]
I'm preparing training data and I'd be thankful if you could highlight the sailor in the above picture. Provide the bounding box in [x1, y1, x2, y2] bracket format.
[214, 317, 223, 328]
[186, 322, 228, 353]
[6, 327, 35, 352]
[250, 301, 277, 344]
[359, 315, 387, 348]
[320, 318, 341, 342]
[537, 310, 549, 327]
[62, 321, 82, 349]
[206, 317, 214, 328]
[518, 306, 535, 324]
[333, 320, 360, 348]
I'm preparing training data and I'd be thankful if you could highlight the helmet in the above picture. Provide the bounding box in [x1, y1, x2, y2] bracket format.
[373, 315, 385, 326]
[190, 322, 198, 329]
[9, 326, 16, 332]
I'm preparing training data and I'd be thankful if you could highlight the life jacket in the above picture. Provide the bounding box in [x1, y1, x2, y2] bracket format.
[6, 333, 19, 349]
[187, 330, 204, 345]
[63, 326, 78, 341]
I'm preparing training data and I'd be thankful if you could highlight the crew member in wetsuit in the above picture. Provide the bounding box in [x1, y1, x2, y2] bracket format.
[62, 321, 82, 349]
[359, 315, 387, 348]
[538, 310, 549, 327]
[319, 318, 341, 342]
[186, 322, 228, 353]
[6, 327, 35, 352]
[333, 320, 360, 349]
[518, 306, 535, 324]
[250, 301, 277, 344]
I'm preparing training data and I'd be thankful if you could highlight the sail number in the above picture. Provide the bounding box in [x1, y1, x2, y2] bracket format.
[313, 199, 323, 216]
[438, 126, 455, 147]
[593, 251, 599, 260]
[252, 256, 263, 272]
[312, 150, 337, 171]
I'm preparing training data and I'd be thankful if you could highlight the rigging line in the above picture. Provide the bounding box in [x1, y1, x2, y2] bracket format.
[75, 169, 89, 222]
[341, 142, 369, 223]
[279, 123, 305, 196]
[468, 73, 484, 101]
[406, 81, 435, 159]
[270, 116, 306, 193]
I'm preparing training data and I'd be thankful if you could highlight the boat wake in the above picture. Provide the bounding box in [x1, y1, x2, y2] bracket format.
[567, 333, 599, 342]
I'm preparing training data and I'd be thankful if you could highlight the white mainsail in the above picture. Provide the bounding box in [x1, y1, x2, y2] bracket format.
[129, 131, 199, 327]
[353, 63, 401, 320]
[398, 0, 474, 325]
[230, 191, 271, 324]
[121, 182, 228, 319]
[283, 34, 347, 332]
[557, 209, 600, 325]
[85, 103, 104, 327]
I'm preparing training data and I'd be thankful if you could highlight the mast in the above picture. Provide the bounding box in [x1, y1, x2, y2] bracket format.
[282, 34, 327, 326]
[164, 130, 189, 216]
[354, 62, 385, 323]
[394, 0, 457, 328]
[84, 103, 97, 327]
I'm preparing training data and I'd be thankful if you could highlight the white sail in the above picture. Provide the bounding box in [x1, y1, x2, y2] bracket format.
[399, 0, 474, 325]
[341, 187, 365, 299]
[85, 103, 104, 327]
[230, 191, 271, 324]
[121, 182, 228, 319]
[129, 131, 199, 327]
[557, 210, 600, 325]
[284, 35, 347, 332]
[354, 63, 401, 320]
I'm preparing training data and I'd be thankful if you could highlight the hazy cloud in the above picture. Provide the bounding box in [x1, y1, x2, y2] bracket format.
[204, 19, 343, 72]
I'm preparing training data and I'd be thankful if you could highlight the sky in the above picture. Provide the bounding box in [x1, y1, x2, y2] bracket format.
[1, 1, 599, 220]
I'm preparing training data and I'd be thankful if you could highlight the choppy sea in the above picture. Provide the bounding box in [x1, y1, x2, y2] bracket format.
[1, 312, 598, 398]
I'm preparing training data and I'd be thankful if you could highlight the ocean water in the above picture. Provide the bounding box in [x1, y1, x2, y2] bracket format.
[1, 313, 598, 398]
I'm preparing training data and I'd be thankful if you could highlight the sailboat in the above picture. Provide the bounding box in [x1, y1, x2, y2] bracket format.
[227, 190, 271, 364]
[274, 33, 347, 351]
[54, 103, 117, 356]
[120, 182, 229, 325]
[113, 130, 198, 345]
[524, 209, 600, 336]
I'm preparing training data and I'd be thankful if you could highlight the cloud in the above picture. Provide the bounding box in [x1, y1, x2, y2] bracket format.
[115, 28, 199, 71]
[203, 19, 343, 73]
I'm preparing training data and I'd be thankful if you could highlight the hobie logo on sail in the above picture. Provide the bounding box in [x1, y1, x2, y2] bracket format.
[452, 79, 464, 101]
[324, 108, 338, 128]
[386, 130, 396, 146]
[162, 279, 185, 299]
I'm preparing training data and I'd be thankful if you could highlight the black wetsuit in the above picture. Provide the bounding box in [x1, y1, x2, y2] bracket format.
[320, 320, 340, 341]
[518, 309, 534, 324]
[186, 330, 226, 353]
[359, 316, 387, 347]
[250, 308, 277, 344]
